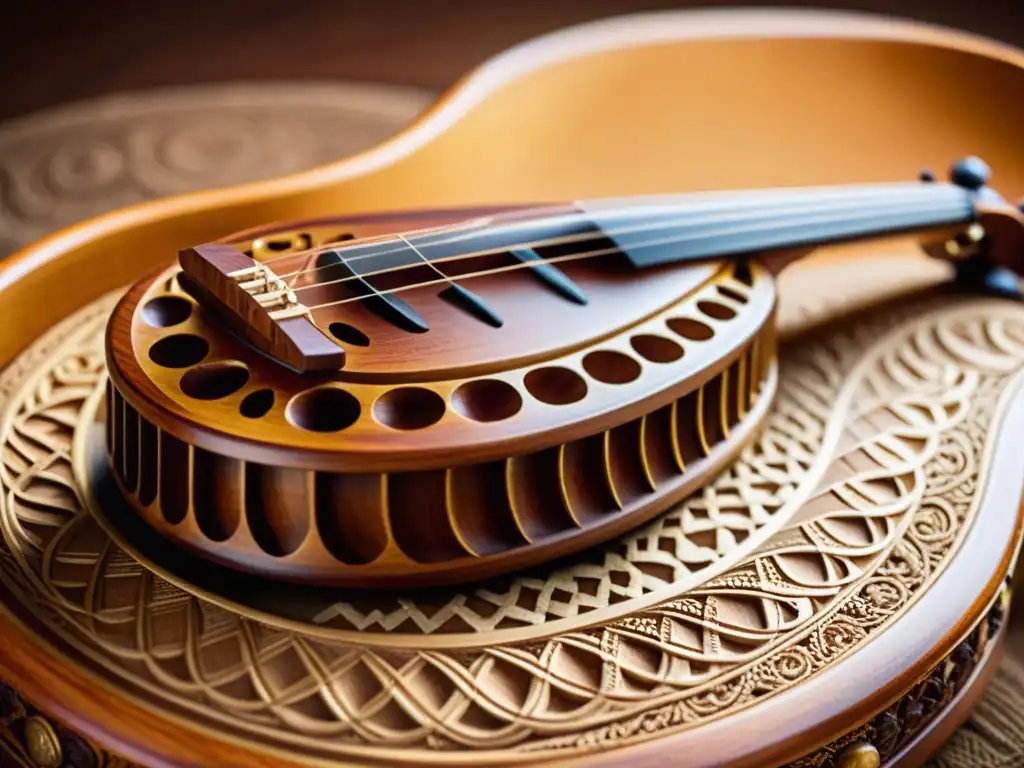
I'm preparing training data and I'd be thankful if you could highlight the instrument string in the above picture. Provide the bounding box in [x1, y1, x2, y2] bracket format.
[301, 196, 969, 313]
[282, 195, 967, 300]
[396, 232, 457, 288]
[262, 215, 503, 272]
[304, 244, 621, 312]
[258, 182, 962, 282]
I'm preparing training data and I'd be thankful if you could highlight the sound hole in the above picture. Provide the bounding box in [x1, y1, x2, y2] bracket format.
[287, 387, 361, 432]
[142, 296, 192, 327]
[373, 387, 446, 430]
[698, 299, 737, 320]
[667, 317, 714, 341]
[524, 367, 587, 405]
[251, 232, 313, 259]
[451, 379, 523, 422]
[631, 334, 684, 363]
[582, 350, 641, 385]
[180, 362, 250, 400]
[329, 322, 370, 347]
[240, 389, 275, 418]
[718, 285, 749, 304]
[149, 334, 209, 368]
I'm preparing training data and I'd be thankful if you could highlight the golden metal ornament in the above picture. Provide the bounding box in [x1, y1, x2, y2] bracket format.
[24, 717, 60, 768]
[836, 743, 881, 768]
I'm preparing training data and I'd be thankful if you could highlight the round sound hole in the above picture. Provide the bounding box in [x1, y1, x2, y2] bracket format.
[667, 317, 715, 341]
[142, 296, 192, 327]
[328, 322, 370, 347]
[373, 387, 446, 430]
[149, 334, 209, 368]
[718, 285, 749, 304]
[583, 350, 641, 385]
[451, 379, 523, 422]
[240, 389, 275, 418]
[180, 362, 250, 400]
[524, 367, 587, 405]
[698, 299, 737, 320]
[631, 334, 684, 363]
[287, 387, 361, 432]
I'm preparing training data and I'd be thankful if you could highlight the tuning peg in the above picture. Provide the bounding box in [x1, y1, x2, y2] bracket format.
[950, 156, 991, 190]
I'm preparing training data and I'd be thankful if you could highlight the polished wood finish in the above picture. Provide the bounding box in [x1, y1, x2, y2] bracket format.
[106, 210, 777, 586]
[111, 162, 1024, 587]
[176, 175, 1016, 373]
[178, 244, 345, 373]
[2, 9, 1024, 768]
[4, 251, 1023, 768]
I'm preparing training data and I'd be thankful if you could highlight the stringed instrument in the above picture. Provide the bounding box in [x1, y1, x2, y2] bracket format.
[105, 158, 1024, 588]
[3, 10, 1024, 768]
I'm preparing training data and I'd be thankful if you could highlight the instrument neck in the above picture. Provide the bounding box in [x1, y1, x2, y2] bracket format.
[576, 181, 977, 271]
[333, 181, 979, 277]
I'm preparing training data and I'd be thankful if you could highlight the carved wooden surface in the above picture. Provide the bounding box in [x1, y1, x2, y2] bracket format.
[106, 242, 776, 586]
[0, 82, 431, 258]
[1, 263, 1023, 765]
[2, 12, 1024, 763]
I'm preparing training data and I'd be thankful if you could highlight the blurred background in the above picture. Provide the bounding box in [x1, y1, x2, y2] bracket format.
[2, 0, 1024, 121]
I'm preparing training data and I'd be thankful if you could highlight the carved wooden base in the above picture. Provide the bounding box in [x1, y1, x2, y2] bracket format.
[1, 252, 1023, 767]
[0, 589, 1009, 768]
[787, 587, 1009, 767]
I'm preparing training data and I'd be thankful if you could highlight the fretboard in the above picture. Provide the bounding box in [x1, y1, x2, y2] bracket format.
[317, 182, 976, 276]
[578, 182, 975, 267]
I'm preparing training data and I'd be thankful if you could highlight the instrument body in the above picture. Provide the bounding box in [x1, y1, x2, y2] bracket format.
[105, 172, 1021, 587]
[107, 206, 776, 586]
[1, 9, 1024, 768]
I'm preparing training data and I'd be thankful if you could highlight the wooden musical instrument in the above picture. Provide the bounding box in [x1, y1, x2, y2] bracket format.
[2, 9, 1024, 768]
[105, 161, 1024, 588]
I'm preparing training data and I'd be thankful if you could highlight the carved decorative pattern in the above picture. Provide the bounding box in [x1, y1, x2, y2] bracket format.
[305, 310, 848, 636]
[1, 289, 1022, 764]
[0, 83, 431, 257]
[787, 586, 1009, 767]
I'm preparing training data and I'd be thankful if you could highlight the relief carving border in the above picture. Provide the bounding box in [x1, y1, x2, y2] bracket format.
[0, 291, 1021, 764]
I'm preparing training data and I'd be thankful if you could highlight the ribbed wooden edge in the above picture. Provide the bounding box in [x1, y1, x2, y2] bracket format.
[106, 324, 777, 587]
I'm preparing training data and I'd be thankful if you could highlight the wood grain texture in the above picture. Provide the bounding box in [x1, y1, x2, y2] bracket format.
[178, 244, 345, 372]
[106, 222, 776, 585]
